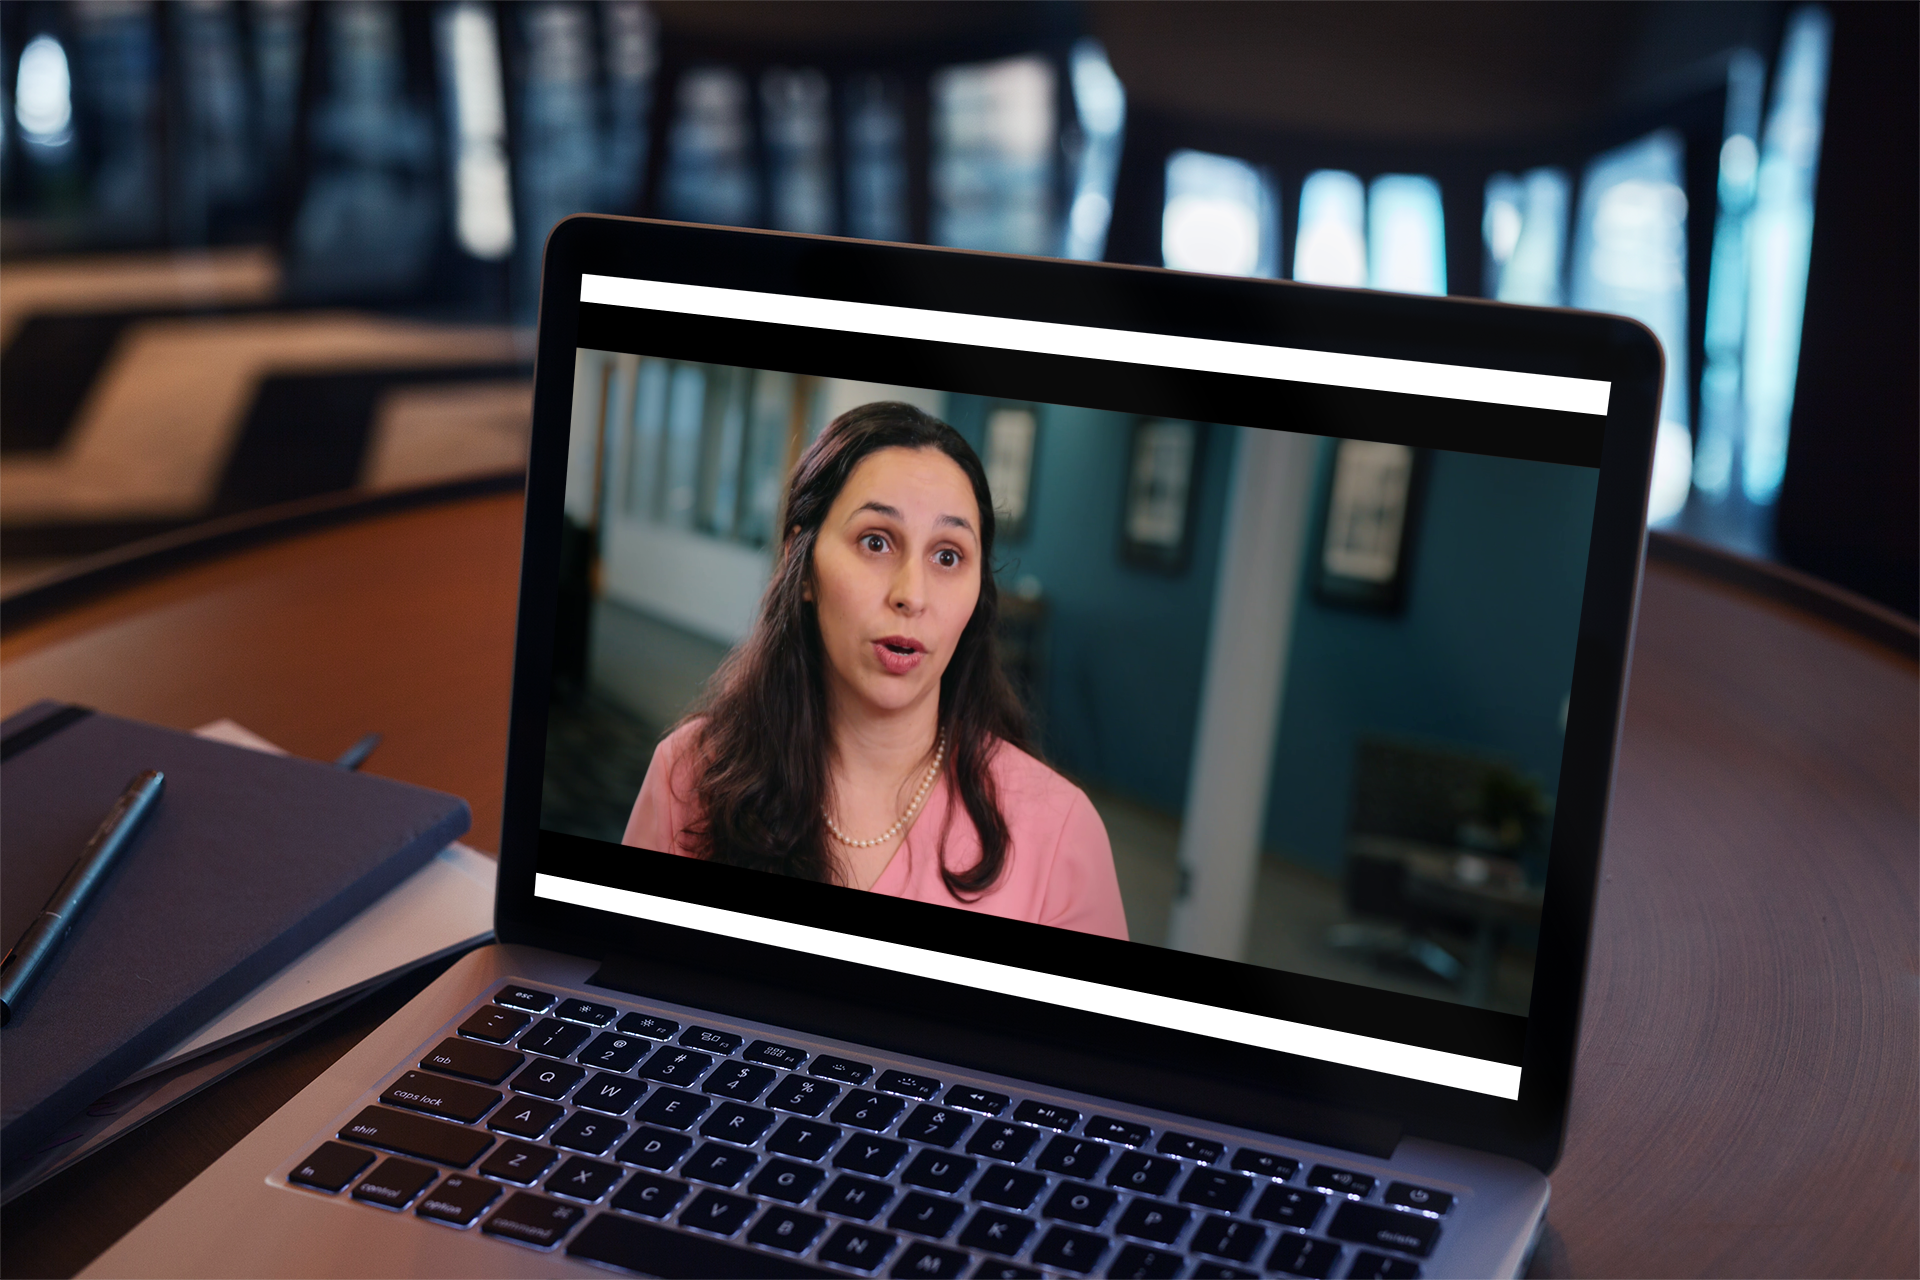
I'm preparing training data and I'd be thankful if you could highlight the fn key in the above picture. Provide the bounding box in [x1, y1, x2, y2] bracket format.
[289, 1142, 374, 1193]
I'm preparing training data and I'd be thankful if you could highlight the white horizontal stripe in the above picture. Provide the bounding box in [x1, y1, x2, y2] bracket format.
[581, 274, 1610, 417]
[535, 874, 1523, 1099]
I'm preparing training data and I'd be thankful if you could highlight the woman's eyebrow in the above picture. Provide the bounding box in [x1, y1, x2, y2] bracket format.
[936, 513, 976, 535]
[847, 500, 903, 522]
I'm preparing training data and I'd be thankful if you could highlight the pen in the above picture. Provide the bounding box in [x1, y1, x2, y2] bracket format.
[0, 769, 165, 1027]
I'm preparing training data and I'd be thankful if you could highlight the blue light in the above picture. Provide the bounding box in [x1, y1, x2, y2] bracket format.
[15, 33, 73, 148]
[1367, 175, 1446, 295]
[1293, 170, 1366, 287]
[1162, 149, 1274, 277]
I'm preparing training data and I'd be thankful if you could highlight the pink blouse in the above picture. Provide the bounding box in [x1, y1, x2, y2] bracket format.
[623, 721, 1129, 941]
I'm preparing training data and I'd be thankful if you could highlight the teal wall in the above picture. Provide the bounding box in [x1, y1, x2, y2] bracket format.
[1261, 444, 1600, 875]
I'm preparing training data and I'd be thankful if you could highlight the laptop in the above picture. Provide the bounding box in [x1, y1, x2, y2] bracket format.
[84, 216, 1659, 1280]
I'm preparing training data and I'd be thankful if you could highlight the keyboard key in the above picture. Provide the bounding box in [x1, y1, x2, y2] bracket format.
[1192, 1215, 1266, 1262]
[1231, 1148, 1299, 1181]
[819, 1223, 897, 1271]
[1012, 1100, 1078, 1131]
[1328, 1202, 1440, 1257]
[615, 1125, 692, 1170]
[744, 1039, 809, 1070]
[958, 1208, 1036, 1256]
[1155, 1131, 1224, 1164]
[1035, 1135, 1110, 1178]
[970, 1164, 1045, 1210]
[616, 1012, 680, 1040]
[1105, 1151, 1180, 1195]
[681, 1188, 756, 1235]
[1191, 1263, 1255, 1279]
[703, 1060, 777, 1101]
[519, 1018, 591, 1060]
[1108, 1243, 1182, 1279]
[768, 1075, 841, 1116]
[489, 1095, 565, 1139]
[901, 1149, 976, 1194]
[1349, 1252, 1422, 1279]
[1252, 1184, 1327, 1228]
[483, 1191, 585, 1247]
[890, 1242, 969, 1277]
[419, 1038, 522, 1085]
[889, 1191, 965, 1239]
[578, 1032, 650, 1073]
[479, 1139, 556, 1184]
[973, 1265, 1041, 1279]
[636, 1086, 712, 1129]
[964, 1122, 1039, 1163]
[700, 1102, 775, 1145]
[1384, 1182, 1452, 1216]
[683, 1141, 759, 1187]
[1042, 1182, 1117, 1227]
[493, 985, 555, 1013]
[750, 1158, 826, 1203]
[1179, 1168, 1254, 1213]
[551, 1111, 626, 1155]
[416, 1173, 500, 1225]
[574, 1071, 646, 1116]
[458, 1005, 531, 1044]
[554, 998, 617, 1026]
[1308, 1164, 1375, 1198]
[288, 1141, 372, 1192]
[338, 1105, 493, 1167]
[1267, 1232, 1342, 1277]
[1082, 1115, 1150, 1146]
[1031, 1224, 1109, 1273]
[751, 1206, 828, 1253]
[678, 1026, 743, 1054]
[943, 1086, 1010, 1116]
[380, 1071, 500, 1124]
[834, 1134, 908, 1177]
[1114, 1198, 1188, 1243]
[569, 1212, 830, 1277]
[899, 1105, 972, 1148]
[819, 1174, 894, 1220]
[611, 1171, 689, 1217]
[767, 1117, 842, 1162]
[638, 1046, 714, 1086]
[834, 1091, 906, 1132]
[352, 1157, 438, 1208]
[876, 1069, 942, 1100]
[547, 1156, 622, 1202]
[811, 1055, 875, 1085]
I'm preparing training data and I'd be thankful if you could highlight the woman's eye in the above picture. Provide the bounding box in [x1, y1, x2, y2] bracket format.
[861, 533, 889, 553]
[934, 548, 960, 568]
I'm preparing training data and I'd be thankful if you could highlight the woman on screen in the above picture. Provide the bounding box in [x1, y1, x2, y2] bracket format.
[624, 401, 1127, 940]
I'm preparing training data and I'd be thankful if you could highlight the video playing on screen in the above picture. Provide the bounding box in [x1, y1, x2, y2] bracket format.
[540, 348, 1599, 1019]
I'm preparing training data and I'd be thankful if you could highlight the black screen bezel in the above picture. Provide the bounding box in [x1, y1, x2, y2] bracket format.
[496, 215, 1662, 1173]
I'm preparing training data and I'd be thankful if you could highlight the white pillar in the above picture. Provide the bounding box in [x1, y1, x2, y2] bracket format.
[1166, 428, 1318, 961]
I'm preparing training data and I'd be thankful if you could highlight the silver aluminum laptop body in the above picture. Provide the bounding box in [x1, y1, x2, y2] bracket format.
[83, 218, 1659, 1280]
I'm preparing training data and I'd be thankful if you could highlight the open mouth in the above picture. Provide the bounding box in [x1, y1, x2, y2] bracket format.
[873, 636, 926, 675]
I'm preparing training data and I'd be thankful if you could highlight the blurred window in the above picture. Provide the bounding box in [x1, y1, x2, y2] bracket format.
[1063, 38, 1125, 261]
[171, 1, 255, 242]
[1740, 4, 1831, 505]
[600, 1, 657, 215]
[1572, 129, 1691, 523]
[1367, 174, 1446, 295]
[74, 4, 163, 240]
[844, 73, 908, 242]
[250, 1, 308, 185]
[762, 68, 834, 234]
[513, 3, 600, 277]
[622, 358, 796, 548]
[1482, 168, 1569, 304]
[1293, 170, 1367, 287]
[15, 32, 73, 148]
[439, 3, 514, 262]
[1160, 149, 1276, 277]
[662, 66, 759, 228]
[931, 54, 1056, 254]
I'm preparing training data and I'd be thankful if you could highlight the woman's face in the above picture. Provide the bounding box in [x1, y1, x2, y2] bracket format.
[807, 445, 983, 722]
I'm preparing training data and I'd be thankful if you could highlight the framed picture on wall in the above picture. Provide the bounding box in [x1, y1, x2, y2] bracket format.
[1121, 418, 1204, 573]
[1312, 438, 1428, 612]
[983, 403, 1039, 541]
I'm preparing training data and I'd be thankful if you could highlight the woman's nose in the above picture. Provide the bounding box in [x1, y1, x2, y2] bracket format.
[890, 560, 925, 613]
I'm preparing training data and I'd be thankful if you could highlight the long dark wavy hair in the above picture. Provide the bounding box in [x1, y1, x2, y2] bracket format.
[678, 401, 1032, 899]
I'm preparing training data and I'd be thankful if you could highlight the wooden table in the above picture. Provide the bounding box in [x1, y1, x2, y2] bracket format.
[1, 492, 1914, 1278]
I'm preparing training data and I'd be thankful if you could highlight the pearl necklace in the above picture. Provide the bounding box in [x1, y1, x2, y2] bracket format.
[823, 729, 948, 849]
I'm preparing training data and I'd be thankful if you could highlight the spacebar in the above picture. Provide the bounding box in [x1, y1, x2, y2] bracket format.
[567, 1214, 831, 1278]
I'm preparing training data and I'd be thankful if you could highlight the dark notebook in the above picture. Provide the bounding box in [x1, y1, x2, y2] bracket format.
[0, 702, 471, 1168]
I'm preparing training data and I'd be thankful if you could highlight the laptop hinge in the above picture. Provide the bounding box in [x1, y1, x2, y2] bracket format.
[589, 951, 1402, 1160]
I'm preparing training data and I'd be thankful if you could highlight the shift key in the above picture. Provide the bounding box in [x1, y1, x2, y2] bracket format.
[381, 1071, 502, 1123]
[339, 1106, 494, 1168]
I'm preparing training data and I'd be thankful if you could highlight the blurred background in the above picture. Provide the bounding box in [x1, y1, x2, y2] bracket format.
[1, 0, 1912, 618]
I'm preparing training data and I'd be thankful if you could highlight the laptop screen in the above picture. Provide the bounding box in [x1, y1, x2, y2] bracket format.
[529, 265, 1613, 1106]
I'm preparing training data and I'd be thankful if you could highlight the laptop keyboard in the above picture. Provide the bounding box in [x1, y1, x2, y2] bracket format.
[277, 981, 1454, 1278]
